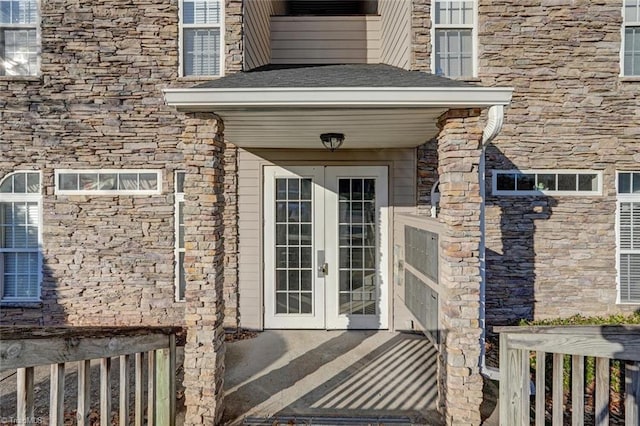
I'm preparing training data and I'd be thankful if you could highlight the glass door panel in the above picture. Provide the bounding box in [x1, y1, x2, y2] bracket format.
[275, 177, 314, 314]
[338, 178, 377, 316]
[325, 166, 388, 330]
[264, 166, 325, 329]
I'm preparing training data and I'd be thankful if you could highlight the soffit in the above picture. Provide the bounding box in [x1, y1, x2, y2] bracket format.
[164, 64, 513, 149]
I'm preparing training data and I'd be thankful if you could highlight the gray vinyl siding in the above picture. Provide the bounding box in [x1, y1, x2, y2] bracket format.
[379, 0, 411, 69]
[244, 0, 285, 70]
[270, 16, 382, 64]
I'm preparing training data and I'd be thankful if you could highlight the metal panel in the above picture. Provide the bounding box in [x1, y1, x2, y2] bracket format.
[405, 270, 438, 342]
[405, 226, 438, 284]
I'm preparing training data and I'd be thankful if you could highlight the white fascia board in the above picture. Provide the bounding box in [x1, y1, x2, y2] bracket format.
[163, 87, 514, 111]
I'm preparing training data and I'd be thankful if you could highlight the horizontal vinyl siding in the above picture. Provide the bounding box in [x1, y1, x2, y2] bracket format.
[270, 16, 382, 64]
[379, 0, 411, 69]
[237, 148, 417, 330]
[244, 0, 285, 69]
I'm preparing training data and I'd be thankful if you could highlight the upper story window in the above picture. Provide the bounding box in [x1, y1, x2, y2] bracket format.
[0, 0, 39, 76]
[432, 0, 476, 79]
[0, 171, 42, 302]
[624, 0, 640, 75]
[55, 170, 162, 195]
[180, 0, 224, 77]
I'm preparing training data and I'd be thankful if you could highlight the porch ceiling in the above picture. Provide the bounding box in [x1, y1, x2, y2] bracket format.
[217, 107, 446, 149]
[163, 64, 513, 149]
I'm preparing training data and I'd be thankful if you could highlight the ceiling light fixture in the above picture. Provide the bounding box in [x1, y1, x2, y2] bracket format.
[320, 133, 345, 151]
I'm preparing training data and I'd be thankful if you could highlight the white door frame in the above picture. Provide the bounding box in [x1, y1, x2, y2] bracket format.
[263, 165, 389, 329]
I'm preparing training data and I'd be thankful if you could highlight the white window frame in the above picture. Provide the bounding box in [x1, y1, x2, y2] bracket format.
[430, 0, 478, 79]
[54, 169, 162, 195]
[0, 0, 41, 77]
[616, 171, 640, 304]
[622, 0, 640, 77]
[492, 170, 603, 196]
[0, 171, 43, 302]
[178, 0, 225, 78]
[175, 171, 185, 302]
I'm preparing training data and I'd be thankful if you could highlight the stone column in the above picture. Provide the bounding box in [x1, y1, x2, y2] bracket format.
[436, 109, 484, 425]
[223, 143, 239, 329]
[181, 113, 226, 425]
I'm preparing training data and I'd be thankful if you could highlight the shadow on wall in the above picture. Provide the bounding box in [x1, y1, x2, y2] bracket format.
[484, 145, 557, 327]
[0, 253, 65, 326]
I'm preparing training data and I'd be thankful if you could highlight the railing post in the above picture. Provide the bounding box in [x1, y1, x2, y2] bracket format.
[155, 339, 175, 426]
[147, 350, 156, 425]
[500, 333, 529, 425]
[50, 363, 65, 426]
[170, 333, 176, 426]
[552, 353, 563, 425]
[77, 360, 91, 426]
[535, 351, 545, 426]
[17, 367, 34, 424]
[120, 354, 131, 426]
[135, 352, 146, 426]
[595, 357, 610, 426]
[100, 357, 112, 426]
[571, 355, 584, 426]
[625, 361, 640, 426]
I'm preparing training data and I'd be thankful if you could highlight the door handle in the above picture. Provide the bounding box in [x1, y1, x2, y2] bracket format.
[319, 262, 328, 276]
[317, 250, 327, 278]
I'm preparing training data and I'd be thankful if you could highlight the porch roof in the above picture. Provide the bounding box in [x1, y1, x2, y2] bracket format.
[163, 64, 513, 149]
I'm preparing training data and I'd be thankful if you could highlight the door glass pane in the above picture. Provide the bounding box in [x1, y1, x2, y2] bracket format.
[275, 177, 313, 314]
[338, 178, 377, 315]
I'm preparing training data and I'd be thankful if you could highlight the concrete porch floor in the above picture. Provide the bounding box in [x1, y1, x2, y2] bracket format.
[222, 330, 443, 425]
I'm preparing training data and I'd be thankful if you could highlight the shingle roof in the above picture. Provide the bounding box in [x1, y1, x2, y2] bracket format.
[194, 64, 477, 89]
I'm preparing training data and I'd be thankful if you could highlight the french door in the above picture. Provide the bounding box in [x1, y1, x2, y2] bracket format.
[264, 166, 388, 329]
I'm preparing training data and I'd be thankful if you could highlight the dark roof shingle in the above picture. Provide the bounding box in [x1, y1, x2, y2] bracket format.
[195, 64, 476, 89]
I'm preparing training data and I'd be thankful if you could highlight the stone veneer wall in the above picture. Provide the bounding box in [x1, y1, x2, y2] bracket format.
[415, 0, 640, 326]
[417, 138, 438, 213]
[0, 0, 186, 326]
[436, 109, 484, 426]
[0, 0, 244, 327]
[411, 0, 431, 72]
[223, 143, 240, 328]
[180, 114, 226, 425]
[480, 0, 640, 324]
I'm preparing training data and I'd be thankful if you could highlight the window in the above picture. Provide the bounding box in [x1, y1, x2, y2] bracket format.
[55, 170, 162, 195]
[175, 172, 185, 301]
[0, 171, 41, 301]
[492, 170, 602, 196]
[617, 172, 640, 303]
[180, 0, 224, 77]
[1, 0, 39, 76]
[623, 0, 640, 76]
[432, 0, 476, 78]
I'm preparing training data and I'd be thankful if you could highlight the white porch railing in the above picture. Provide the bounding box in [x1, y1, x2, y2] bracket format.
[0, 326, 182, 426]
[496, 325, 640, 425]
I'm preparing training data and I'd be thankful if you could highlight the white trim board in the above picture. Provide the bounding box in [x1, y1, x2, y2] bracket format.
[164, 86, 514, 110]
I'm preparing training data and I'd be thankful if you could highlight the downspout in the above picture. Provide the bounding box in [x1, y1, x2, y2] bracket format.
[479, 105, 504, 380]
